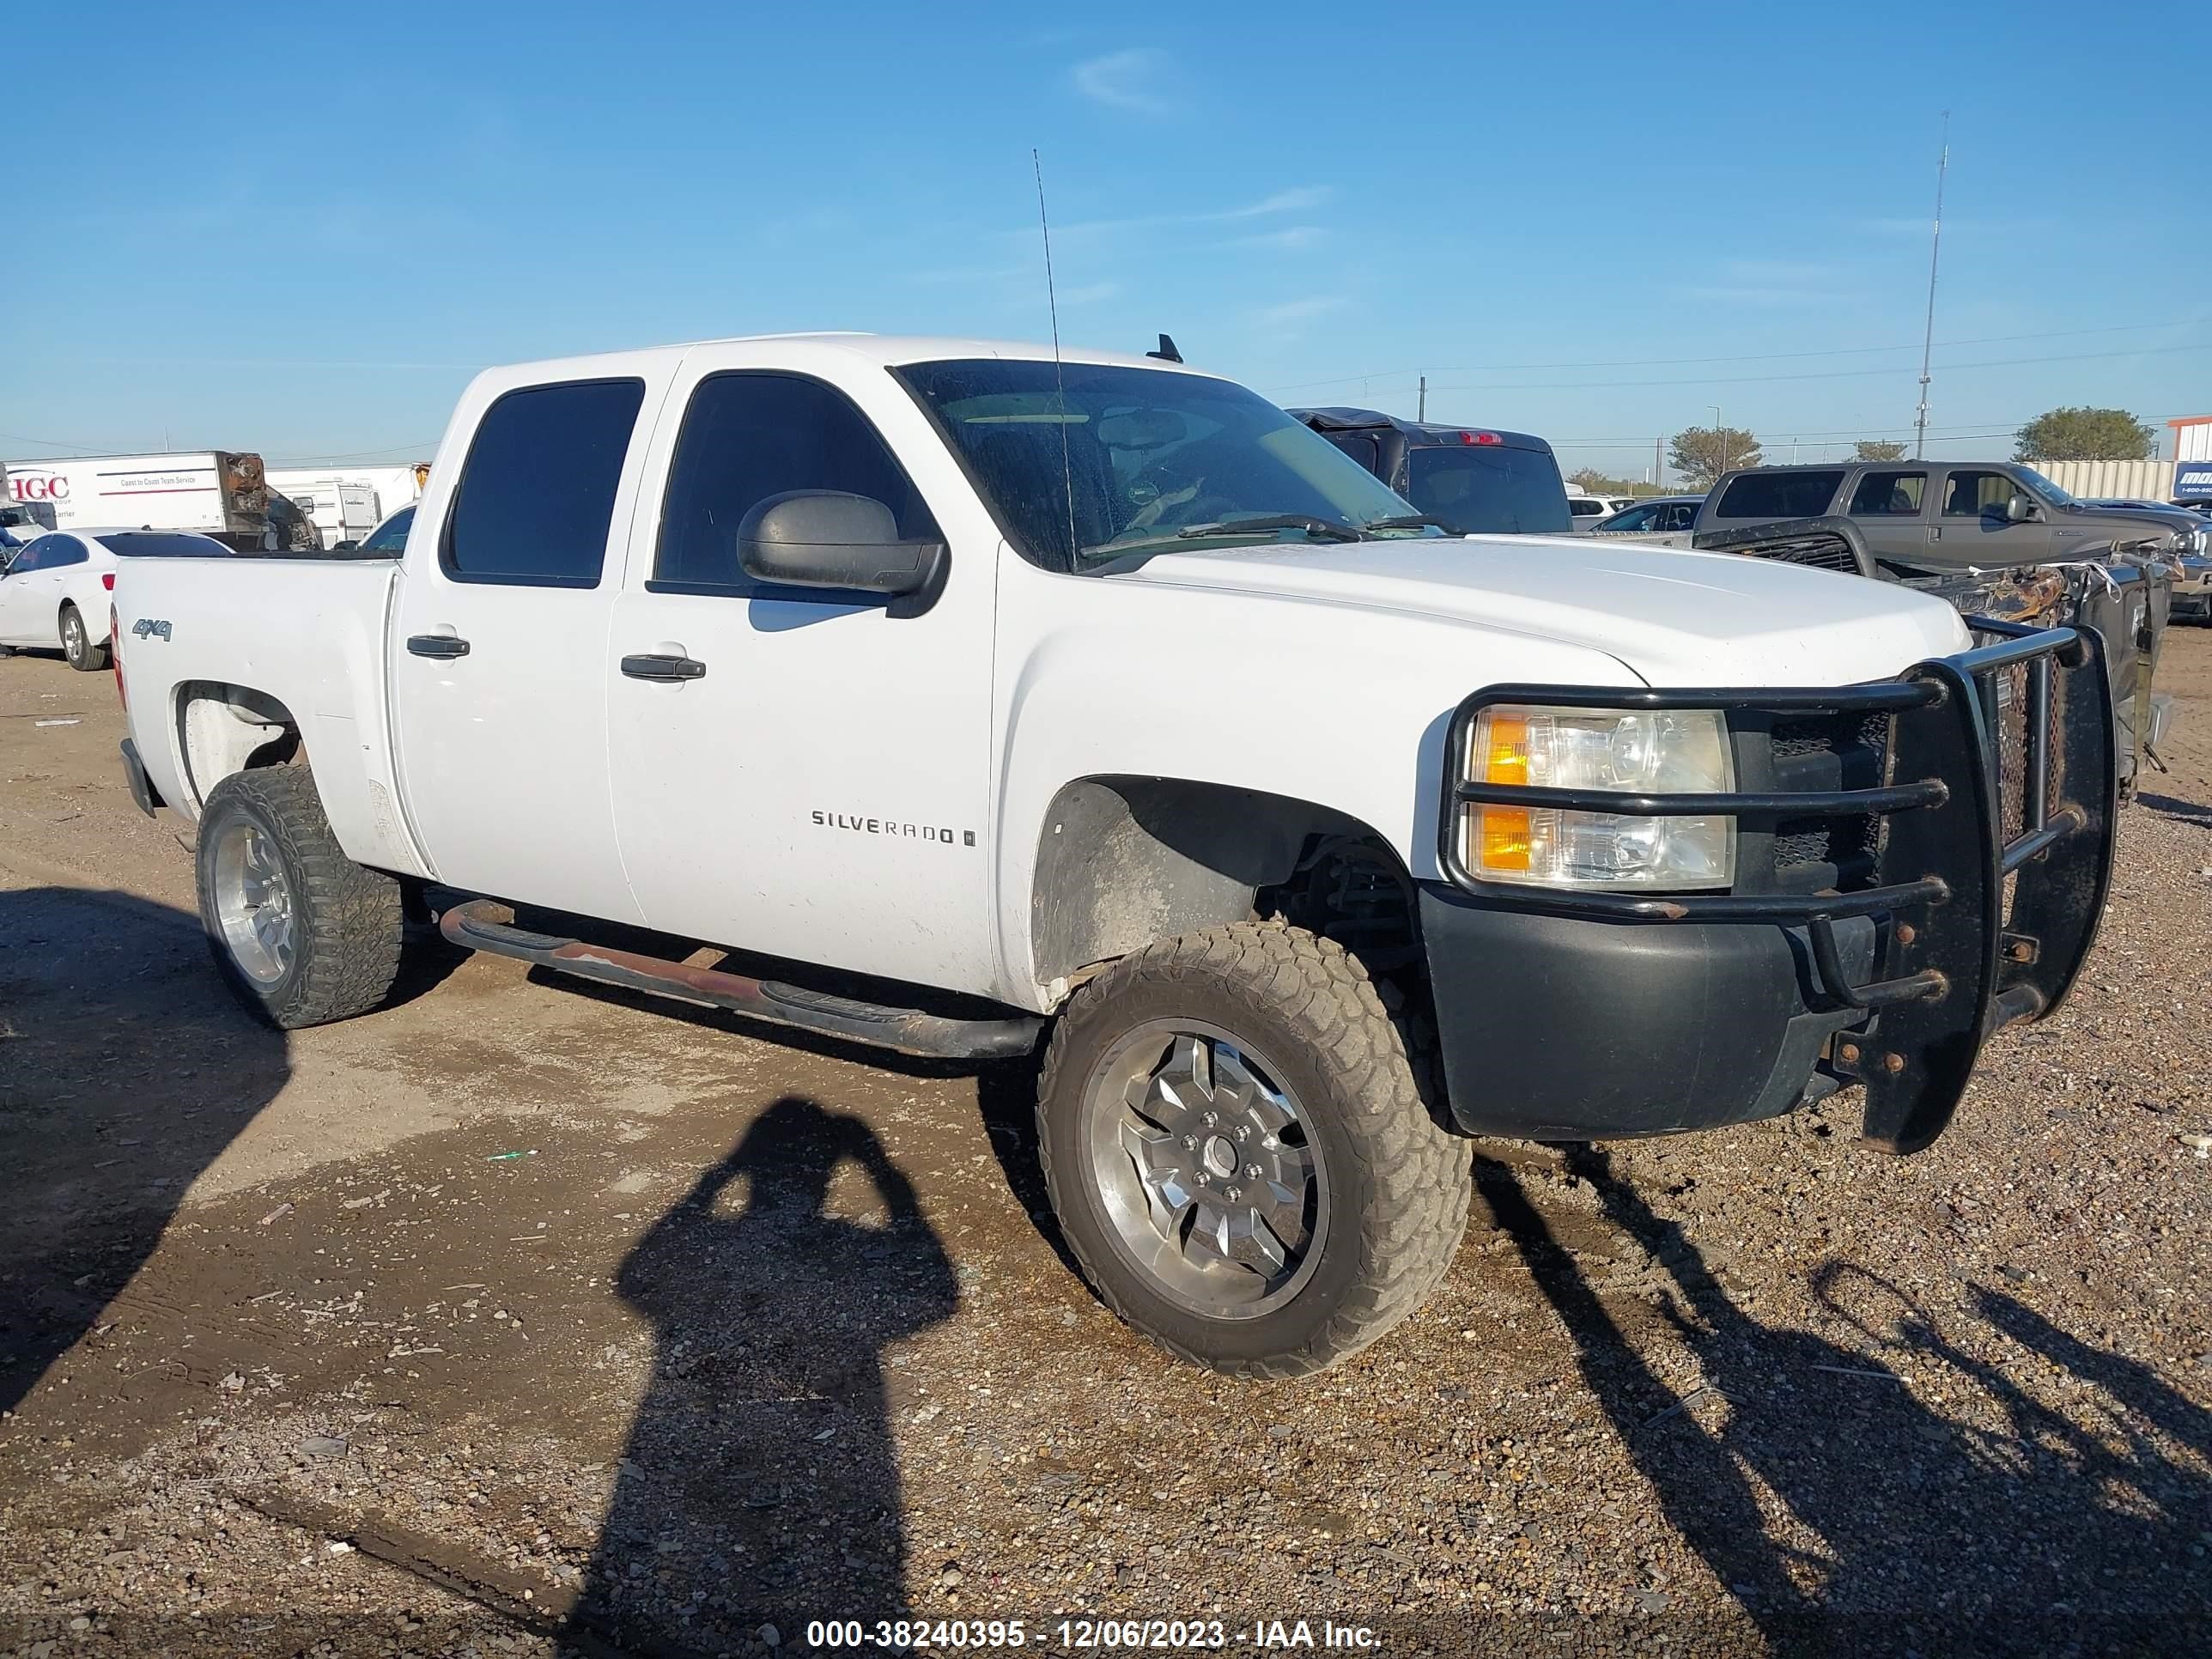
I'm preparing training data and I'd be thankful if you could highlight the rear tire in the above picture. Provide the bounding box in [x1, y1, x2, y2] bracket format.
[60, 603, 107, 672]
[195, 767, 404, 1028]
[1036, 921, 1468, 1377]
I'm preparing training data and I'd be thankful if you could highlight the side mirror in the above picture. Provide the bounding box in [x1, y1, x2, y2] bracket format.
[2004, 494, 2042, 524]
[738, 490, 944, 597]
[334, 539, 360, 552]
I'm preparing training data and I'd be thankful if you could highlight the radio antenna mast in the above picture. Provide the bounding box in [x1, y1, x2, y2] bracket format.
[1913, 112, 1950, 459]
[1032, 149, 1079, 562]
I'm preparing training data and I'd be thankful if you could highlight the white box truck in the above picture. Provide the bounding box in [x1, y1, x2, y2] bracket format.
[5, 452, 271, 548]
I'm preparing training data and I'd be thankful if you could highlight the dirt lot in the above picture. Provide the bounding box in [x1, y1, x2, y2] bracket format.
[3, 631, 2209, 1659]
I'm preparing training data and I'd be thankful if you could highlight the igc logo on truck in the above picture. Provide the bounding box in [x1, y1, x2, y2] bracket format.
[9, 473, 69, 501]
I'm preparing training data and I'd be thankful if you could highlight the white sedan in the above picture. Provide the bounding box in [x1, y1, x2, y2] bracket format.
[0, 527, 230, 670]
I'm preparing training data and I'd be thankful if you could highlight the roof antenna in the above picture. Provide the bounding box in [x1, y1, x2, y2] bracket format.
[1031, 149, 1079, 563]
[1147, 333, 1182, 363]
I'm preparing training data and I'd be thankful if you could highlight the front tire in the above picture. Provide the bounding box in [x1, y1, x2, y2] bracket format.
[60, 603, 107, 672]
[1037, 922, 1468, 1377]
[195, 767, 404, 1028]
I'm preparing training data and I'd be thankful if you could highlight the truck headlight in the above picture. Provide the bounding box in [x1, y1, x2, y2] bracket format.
[1462, 705, 1735, 890]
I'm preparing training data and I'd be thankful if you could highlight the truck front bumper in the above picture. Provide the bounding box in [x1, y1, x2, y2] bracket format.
[1421, 620, 2117, 1154]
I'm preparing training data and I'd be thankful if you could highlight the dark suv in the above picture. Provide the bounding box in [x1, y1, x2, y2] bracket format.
[1697, 459, 2209, 582]
[1289, 408, 1571, 536]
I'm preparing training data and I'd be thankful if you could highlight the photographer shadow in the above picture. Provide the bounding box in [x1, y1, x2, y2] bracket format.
[1480, 1143, 2212, 1654]
[569, 1097, 958, 1652]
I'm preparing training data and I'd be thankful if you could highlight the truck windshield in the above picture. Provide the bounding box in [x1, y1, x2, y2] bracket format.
[896, 359, 1422, 568]
[1404, 447, 1572, 535]
[2014, 467, 2081, 507]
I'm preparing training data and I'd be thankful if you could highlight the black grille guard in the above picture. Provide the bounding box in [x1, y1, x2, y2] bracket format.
[1437, 618, 2118, 1153]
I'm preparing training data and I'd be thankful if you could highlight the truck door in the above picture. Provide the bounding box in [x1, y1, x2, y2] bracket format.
[390, 374, 658, 923]
[604, 364, 998, 994]
[1926, 468, 2054, 569]
[1841, 467, 1930, 567]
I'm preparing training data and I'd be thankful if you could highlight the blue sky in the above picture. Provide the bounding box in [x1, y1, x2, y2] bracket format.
[8, 0, 2208, 480]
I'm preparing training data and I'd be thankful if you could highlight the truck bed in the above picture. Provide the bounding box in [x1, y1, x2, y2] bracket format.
[112, 550, 426, 877]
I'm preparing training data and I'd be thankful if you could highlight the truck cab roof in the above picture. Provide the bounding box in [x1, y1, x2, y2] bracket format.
[1288, 406, 1555, 453]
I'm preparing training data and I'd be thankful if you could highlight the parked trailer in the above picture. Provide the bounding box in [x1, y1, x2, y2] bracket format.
[5, 453, 270, 549]
[264, 472, 381, 550]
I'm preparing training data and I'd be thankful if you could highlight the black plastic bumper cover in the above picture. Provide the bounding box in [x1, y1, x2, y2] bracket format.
[1424, 622, 2116, 1153]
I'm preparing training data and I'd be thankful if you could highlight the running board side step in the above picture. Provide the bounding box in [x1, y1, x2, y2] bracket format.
[438, 899, 1044, 1060]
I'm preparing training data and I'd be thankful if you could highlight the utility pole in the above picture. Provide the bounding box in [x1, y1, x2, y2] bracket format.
[1654, 434, 1663, 488]
[1914, 112, 1951, 459]
[1710, 405, 1724, 478]
[1417, 375, 1426, 422]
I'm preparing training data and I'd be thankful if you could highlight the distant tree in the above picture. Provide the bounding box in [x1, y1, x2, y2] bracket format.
[2014, 407, 2155, 463]
[1668, 426, 1763, 488]
[1567, 467, 1643, 494]
[1852, 440, 1908, 462]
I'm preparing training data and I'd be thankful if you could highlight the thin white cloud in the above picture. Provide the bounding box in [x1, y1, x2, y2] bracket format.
[1227, 225, 1325, 252]
[1252, 296, 1347, 331]
[1227, 187, 1332, 218]
[1042, 187, 1334, 243]
[1674, 284, 1859, 307]
[1059, 281, 1123, 306]
[1073, 48, 1176, 114]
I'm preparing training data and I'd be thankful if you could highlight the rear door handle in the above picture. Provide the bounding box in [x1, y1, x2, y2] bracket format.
[406, 633, 471, 659]
[620, 653, 707, 682]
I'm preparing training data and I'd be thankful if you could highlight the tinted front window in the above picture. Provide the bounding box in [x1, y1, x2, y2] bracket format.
[1603, 504, 1659, 532]
[7, 536, 56, 571]
[1942, 471, 2020, 518]
[1846, 471, 1926, 515]
[101, 532, 232, 556]
[1322, 432, 1382, 473]
[655, 374, 939, 590]
[362, 507, 415, 554]
[1711, 471, 1846, 520]
[896, 359, 1418, 568]
[444, 379, 645, 586]
[1404, 447, 1572, 535]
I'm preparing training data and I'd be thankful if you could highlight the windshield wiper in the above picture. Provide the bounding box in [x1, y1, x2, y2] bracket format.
[1175, 514, 1364, 543]
[1364, 513, 1462, 535]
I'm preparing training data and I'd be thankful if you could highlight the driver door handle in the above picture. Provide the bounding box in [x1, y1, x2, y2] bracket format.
[406, 633, 471, 659]
[621, 653, 707, 682]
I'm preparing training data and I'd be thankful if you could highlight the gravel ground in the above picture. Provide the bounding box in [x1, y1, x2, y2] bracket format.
[2, 631, 2208, 1659]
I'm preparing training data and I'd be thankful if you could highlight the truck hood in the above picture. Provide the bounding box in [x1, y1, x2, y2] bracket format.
[1113, 535, 1972, 686]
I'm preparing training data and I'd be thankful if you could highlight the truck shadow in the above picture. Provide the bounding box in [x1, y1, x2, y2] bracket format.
[568, 1096, 958, 1653]
[2136, 790, 2211, 828]
[1480, 1145, 2212, 1654]
[0, 886, 291, 1418]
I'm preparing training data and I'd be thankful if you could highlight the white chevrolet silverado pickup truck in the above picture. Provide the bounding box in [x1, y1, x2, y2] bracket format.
[110, 334, 2118, 1376]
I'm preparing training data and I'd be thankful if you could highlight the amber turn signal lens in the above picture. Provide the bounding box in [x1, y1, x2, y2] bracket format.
[1481, 714, 1530, 784]
[1476, 805, 1532, 871]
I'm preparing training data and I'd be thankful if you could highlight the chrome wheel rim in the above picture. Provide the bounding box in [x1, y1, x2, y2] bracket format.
[63, 611, 84, 658]
[212, 821, 296, 987]
[1081, 1020, 1327, 1319]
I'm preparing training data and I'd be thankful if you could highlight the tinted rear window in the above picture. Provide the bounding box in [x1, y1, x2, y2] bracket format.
[444, 379, 645, 586]
[1405, 446, 1571, 535]
[102, 532, 234, 556]
[1711, 471, 1846, 520]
